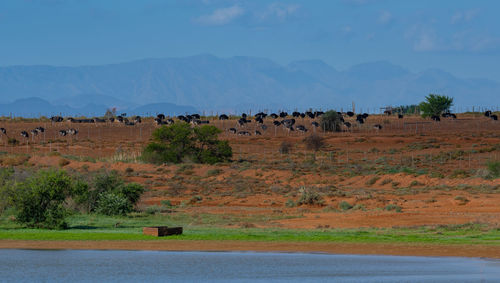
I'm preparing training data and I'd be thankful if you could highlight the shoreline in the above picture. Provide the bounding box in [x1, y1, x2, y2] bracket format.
[1, 240, 499, 259]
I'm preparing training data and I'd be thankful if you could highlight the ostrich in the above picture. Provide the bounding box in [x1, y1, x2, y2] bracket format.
[296, 125, 308, 133]
[398, 114, 403, 119]
[491, 114, 498, 121]
[157, 114, 166, 120]
[59, 130, 68, 136]
[314, 111, 324, 117]
[270, 113, 278, 119]
[219, 114, 229, 120]
[134, 116, 142, 124]
[238, 131, 251, 136]
[1, 128, 7, 135]
[344, 122, 352, 128]
[273, 121, 281, 127]
[254, 130, 262, 135]
[346, 111, 354, 117]
[281, 118, 295, 128]
[431, 115, 441, 121]
[373, 124, 383, 130]
[485, 110, 492, 117]
[292, 111, 301, 118]
[255, 117, 264, 124]
[279, 112, 288, 118]
[356, 115, 364, 124]
[229, 128, 237, 134]
[311, 121, 319, 127]
[21, 131, 29, 138]
[255, 112, 267, 119]
[305, 111, 315, 119]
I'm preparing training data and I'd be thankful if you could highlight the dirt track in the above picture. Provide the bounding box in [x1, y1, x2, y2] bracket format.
[1, 240, 499, 259]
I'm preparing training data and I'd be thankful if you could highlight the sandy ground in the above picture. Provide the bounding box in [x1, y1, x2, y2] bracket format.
[1, 240, 499, 259]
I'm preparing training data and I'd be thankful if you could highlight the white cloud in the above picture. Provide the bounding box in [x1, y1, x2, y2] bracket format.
[405, 25, 439, 52]
[451, 9, 480, 24]
[378, 10, 392, 25]
[406, 24, 500, 53]
[257, 3, 300, 22]
[196, 5, 244, 26]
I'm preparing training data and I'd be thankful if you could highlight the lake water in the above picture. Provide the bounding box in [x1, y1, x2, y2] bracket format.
[0, 249, 499, 282]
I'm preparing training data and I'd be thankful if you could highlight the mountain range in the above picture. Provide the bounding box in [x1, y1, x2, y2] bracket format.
[0, 54, 498, 117]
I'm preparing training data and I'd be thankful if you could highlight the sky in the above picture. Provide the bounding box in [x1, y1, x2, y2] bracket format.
[1, 0, 500, 81]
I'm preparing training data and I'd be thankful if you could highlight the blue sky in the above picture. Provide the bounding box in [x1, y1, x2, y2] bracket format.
[1, 0, 499, 81]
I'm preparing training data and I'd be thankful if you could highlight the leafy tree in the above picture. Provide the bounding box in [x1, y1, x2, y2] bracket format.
[12, 170, 74, 229]
[72, 170, 144, 214]
[142, 123, 232, 164]
[320, 110, 342, 132]
[419, 94, 454, 118]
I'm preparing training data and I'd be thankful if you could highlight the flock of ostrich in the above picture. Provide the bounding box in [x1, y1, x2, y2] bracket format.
[0, 109, 498, 144]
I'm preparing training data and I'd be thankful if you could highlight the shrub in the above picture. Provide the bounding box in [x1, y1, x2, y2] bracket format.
[454, 195, 469, 205]
[338, 201, 353, 211]
[384, 204, 402, 212]
[297, 187, 324, 206]
[206, 168, 222, 177]
[7, 138, 19, 146]
[365, 176, 380, 186]
[95, 192, 131, 216]
[486, 161, 500, 179]
[279, 141, 293, 154]
[160, 200, 173, 207]
[72, 170, 144, 213]
[285, 199, 296, 208]
[142, 124, 232, 164]
[11, 170, 75, 229]
[58, 158, 70, 167]
[320, 110, 342, 132]
[303, 135, 324, 160]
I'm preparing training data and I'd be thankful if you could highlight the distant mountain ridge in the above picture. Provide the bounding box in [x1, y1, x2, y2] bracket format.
[0, 54, 499, 116]
[0, 98, 198, 118]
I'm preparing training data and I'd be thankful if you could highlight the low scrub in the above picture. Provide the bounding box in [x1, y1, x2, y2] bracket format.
[296, 187, 324, 206]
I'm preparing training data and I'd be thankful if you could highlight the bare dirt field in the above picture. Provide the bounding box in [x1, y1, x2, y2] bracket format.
[1, 113, 500, 230]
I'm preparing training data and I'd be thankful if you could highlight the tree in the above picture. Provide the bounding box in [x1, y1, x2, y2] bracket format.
[419, 94, 454, 118]
[320, 110, 342, 132]
[142, 123, 232, 164]
[12, 170, 74, 229]
[303, 134, 325, 161]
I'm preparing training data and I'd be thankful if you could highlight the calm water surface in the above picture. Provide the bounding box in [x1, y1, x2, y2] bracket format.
[0, 249, 499, 282]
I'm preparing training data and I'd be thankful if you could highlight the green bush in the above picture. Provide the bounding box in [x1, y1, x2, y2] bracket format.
[486, 161, 500, 179]
[95, 192, 131, 216]
[11, 170, 75, 229]
[72, 170, 144, 213]
[339, 201, 353, 211]
[419, 94, 453, 118]
[142, 123, 232, 164]
[385, 204, 402, 212]
[320, 110, 342, 132]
